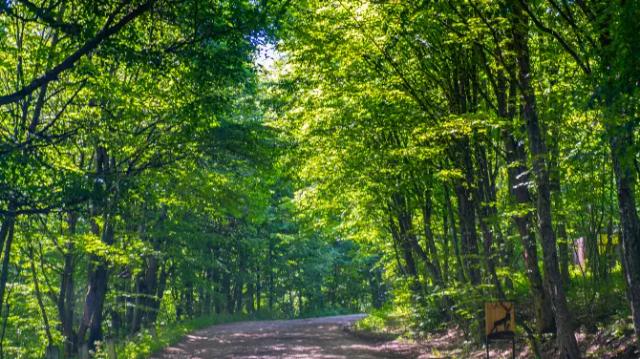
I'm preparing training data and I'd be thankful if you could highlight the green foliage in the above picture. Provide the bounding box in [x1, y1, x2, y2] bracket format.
[271, 0, 640, 355]
[354, 304, 408, 335]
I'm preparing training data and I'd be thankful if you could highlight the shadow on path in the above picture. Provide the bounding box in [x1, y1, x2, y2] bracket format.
[151, 314, 416, 359]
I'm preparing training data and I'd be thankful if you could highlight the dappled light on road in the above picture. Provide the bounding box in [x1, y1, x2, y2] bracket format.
[152, 315, 415, 359]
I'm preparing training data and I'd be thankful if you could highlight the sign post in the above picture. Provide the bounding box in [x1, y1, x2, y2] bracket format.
[485, 301, 515, 359]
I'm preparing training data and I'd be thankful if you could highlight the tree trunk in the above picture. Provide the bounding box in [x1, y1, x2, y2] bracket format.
[441, 193, 451, 284]
[213, 262, 222, 315]
[452, 139, 481, 286]
[420, 189, 444, 284]
[388, 208, 421, 293]
[78, 146, 118, 350]
[0, 211, 16, 322]
[392, 192, 442, 286]
[556, 202, 571, 289]
[58, 212, 77, 357]
[510, 2, 580, 356]
[222, 271, 232, 313]
[494, 67, 556, 333]
[131, 273, 144, 334]
[78, 217, 113, 350]
[443, 183, 464, 282]
[503, 131, 556, 334]
[234, 280, 244, 314]
[185, 284, 194, 318]
[246, 273, 255, 313]
[268, 235, 275, 311]
[609, 125, 640, 340]
[203, 269, 213, 315]
[28, 246, 54, 346]
[549, 125, 572, 289]
[474, 141, 505, 299]
[131, 254, 160, 334]
[256, 264, 261, 312]
[147, 264, 167, 325]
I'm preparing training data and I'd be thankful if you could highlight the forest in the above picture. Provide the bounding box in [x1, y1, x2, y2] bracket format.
[0, 0, 638, 358]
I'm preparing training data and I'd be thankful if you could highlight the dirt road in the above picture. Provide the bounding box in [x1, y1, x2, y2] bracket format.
[151, 314, 417, 359]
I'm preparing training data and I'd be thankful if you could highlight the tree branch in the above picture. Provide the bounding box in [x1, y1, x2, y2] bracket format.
[0, 0, 155, 106]
[13, 0, 81, 35]
[519, 0, 591, 75]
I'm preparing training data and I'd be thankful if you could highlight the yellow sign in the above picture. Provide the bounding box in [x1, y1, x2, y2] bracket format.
[485, 302, 515, 338]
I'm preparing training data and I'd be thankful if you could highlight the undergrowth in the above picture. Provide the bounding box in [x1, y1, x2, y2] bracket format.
[354, 266, 635, 357]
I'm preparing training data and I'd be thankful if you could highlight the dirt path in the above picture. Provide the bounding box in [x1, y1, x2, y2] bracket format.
[151, 314, 417, 359]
